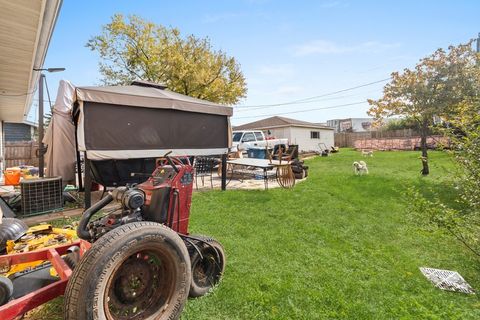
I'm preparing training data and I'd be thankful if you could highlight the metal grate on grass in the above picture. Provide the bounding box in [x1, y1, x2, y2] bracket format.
[420, 267, 475, 294]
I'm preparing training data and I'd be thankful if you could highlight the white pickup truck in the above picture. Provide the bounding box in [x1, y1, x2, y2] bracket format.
[231, 130, 288, 152]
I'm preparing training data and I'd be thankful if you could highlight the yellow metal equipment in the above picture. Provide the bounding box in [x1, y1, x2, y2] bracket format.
[1, 224, 77, 277]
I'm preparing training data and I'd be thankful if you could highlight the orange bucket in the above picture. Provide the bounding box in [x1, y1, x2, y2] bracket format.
[4, 169, 21, 186]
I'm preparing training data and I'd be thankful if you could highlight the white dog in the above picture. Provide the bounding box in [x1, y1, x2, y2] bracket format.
[361, 150, 373, 157]
[353, 161, 369, 175]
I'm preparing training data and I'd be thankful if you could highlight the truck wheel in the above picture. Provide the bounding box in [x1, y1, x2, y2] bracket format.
[187, 236, 225, 298]
[64, 222, 191, 320]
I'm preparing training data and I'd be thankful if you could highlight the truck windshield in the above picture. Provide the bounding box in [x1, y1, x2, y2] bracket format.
[232, 132, 243, 142]
[254, 132, 264, 141]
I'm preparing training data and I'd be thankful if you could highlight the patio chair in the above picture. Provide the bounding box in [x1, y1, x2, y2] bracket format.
[282, 145, 297, 162]
[194, 157, 215, 189]
[267, 145, 297, 163]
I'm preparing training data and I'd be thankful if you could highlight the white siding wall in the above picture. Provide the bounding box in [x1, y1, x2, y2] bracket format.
[264, 127, 291, 142]
[351, 118, 373, 132]
[257, 126, 335, 152]
[288, 127, 334, 152]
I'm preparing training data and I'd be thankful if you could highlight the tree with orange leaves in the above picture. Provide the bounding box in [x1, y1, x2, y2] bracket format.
[368, 41, 479, 175]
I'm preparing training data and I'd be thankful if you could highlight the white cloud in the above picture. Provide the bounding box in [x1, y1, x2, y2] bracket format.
[293, 40, 401, 56]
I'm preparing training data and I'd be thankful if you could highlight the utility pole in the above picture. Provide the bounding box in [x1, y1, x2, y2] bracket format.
[33, 67, 65, 177]
[477, 32, 480, 53]
[38, 73, 45, 177]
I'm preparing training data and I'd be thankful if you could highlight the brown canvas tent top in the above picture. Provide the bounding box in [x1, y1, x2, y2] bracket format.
[45, 80, 233, 201]
[75, 80, 233, 160]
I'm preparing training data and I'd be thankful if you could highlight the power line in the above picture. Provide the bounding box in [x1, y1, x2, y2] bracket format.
[234, 101, 368, 119]
[235, 88, 380, 112]
[234, 77, 390, 109]
[44, 77, 53, 112]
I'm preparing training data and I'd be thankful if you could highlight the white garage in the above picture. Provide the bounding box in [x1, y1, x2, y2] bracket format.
[234, 116, 334, 152]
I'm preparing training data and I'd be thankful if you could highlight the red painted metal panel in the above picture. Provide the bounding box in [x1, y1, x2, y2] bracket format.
[47, 248, 72, 280]
[0, 280, 67, 320]
[0, 240, 90, 320]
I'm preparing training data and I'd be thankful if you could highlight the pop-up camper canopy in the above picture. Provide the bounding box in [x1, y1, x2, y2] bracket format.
[74, 80, 233, 160]
[45, 80, 233, 205]
[72, 81, 233, 198]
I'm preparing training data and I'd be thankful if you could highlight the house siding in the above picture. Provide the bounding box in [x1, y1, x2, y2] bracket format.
[287, 126, 334, 152]
[4, 123, 32, 142]
[327, 118, 374, 133]
[266, 127, 290, 143]
[258, 126, 334, 152]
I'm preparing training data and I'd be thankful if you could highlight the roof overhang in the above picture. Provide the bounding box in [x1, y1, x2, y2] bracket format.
[0, 0, 62, 122]
[234, 124, 335, 131]
[76, 84, 233, 116]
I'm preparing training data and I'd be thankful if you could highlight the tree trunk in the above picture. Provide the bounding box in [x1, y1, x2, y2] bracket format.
[420, 119, 429, 175]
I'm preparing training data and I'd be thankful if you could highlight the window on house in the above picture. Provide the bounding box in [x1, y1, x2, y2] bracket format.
[310, 131, 320, 139]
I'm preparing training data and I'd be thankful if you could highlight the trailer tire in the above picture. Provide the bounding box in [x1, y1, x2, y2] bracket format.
[0, 276, 13, 306]
[64, 222, 191, 320]
[187, 236, 225, 298]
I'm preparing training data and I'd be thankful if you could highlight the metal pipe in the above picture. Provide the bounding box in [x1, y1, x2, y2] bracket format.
[77, 193, 113, 240]
[221, 153, 227, 191]
[84, 156, 92, 208]
[38, 73, 45, 177]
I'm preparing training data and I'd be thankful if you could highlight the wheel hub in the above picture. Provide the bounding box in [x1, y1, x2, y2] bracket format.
[106, 251, 169, 319]
[116, 257, 154, 302]
[193, 253, 217, 288]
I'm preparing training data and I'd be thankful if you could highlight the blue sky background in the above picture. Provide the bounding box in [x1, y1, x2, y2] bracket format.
[33, 0, 479, 126]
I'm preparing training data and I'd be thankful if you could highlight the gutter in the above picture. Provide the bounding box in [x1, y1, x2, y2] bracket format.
[24, 0, 63, 121]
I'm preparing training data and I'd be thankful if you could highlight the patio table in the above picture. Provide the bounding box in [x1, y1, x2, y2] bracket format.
[226, 158, 295, 190]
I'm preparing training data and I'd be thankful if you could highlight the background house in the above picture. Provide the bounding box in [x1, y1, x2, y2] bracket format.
[234, 116, 334, 152]
[4, 121, 37, 143]
[0, 0, 62, 174]
[327, 118, 374, 133]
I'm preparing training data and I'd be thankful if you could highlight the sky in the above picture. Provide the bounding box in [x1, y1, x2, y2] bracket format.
[32, 0, 480, 126]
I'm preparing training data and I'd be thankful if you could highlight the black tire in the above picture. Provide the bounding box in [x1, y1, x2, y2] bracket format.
[291, 166, 303, 174]
[0, 276, 13, 306]
[294, 170, 306, 180]
[64, 222, 191, 320]
[187, 236, 226, 298]
[63, 246, 80, 270]
[0, 218, 28, 252]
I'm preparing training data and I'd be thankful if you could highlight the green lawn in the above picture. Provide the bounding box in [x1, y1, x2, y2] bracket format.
[28, 149, 480, 319]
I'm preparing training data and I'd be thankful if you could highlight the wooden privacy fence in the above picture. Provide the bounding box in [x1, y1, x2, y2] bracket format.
[334, 129, 424, 148]
[4, 141, 39, 168]
[353, 135, 450, 151]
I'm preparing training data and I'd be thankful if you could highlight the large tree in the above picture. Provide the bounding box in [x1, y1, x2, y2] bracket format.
[410, 97, 480, 257]
[87, 14, 247, 105]
[368, 41, 478, 174]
